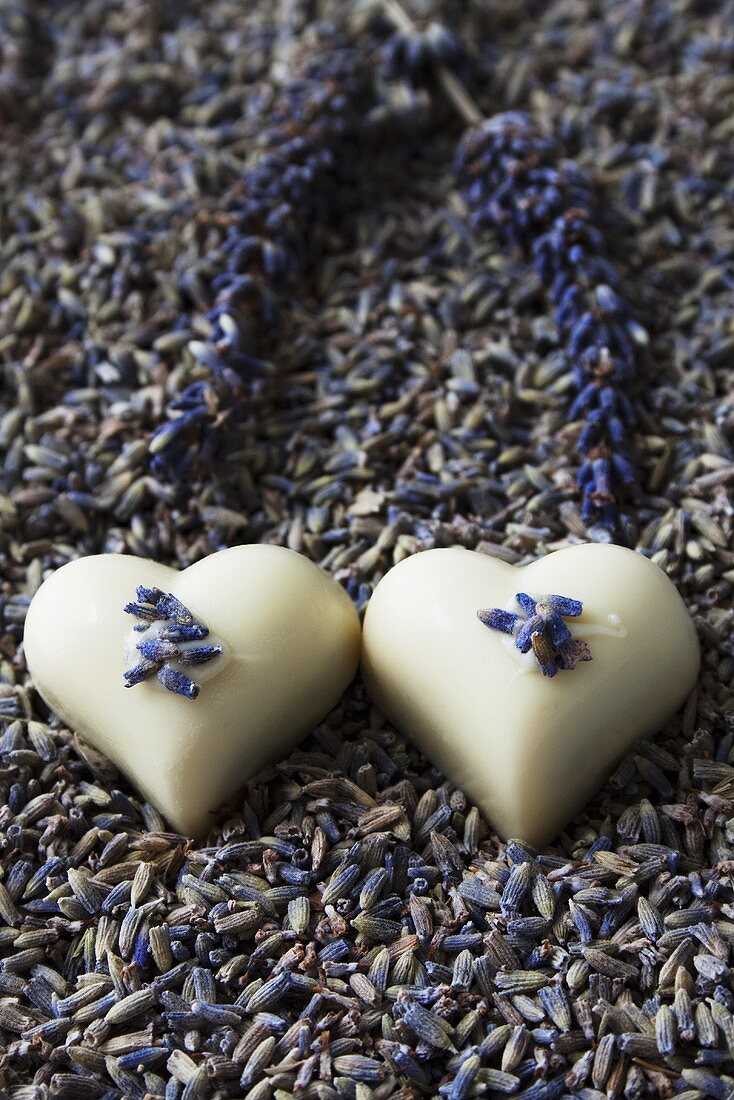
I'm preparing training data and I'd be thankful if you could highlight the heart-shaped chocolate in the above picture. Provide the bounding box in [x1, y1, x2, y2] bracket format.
[362, 543, 699, 846]
[24, 546, 361, 837]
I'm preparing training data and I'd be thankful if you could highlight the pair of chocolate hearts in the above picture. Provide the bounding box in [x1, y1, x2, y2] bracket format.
[24, 543, 699, 843]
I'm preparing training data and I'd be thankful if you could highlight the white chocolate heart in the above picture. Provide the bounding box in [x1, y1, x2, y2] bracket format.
[362, 543, 699, 846]
[24, 546, 360, 837]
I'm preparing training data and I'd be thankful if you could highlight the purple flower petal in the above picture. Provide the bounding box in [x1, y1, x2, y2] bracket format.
[515, 617, 540, 653]
[123, 601, 160, 621]
[156, 593, 194, 625]
[157, 666, 199, 699]
[515, 592, 537, 615]
[477, 608, 520, 634]
[545, 595, 583, 617]
[123, 660, 159, 687]
[177, 644, 223, 666]
[137, 638, 178, 663]
[135, 584, 164, 605]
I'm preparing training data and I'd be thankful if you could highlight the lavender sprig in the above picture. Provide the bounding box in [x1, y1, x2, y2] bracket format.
[150, 46, 380, 482]
[478, 591, 591, 677]
[123, 586, 222, 699]
[457, 112, 648, 536]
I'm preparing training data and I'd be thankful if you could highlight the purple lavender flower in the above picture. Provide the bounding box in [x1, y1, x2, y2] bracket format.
[478, 591, 591, 677]
[150, 47, 380, 484]
[457, 113, 646, 537]
[123, 585, 222, 699]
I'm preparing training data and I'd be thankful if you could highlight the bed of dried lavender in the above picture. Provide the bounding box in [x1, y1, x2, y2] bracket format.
[0, 0, 733, 1097]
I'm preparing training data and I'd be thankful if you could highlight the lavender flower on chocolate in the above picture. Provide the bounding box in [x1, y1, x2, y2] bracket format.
[478, 592, 591, 677]
[123, 585, 222, 699]
[457, 112, 647, 536]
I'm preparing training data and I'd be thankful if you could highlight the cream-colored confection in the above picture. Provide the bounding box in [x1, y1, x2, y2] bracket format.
[24, 546, 361, 837]
[362, 543, 700, 846]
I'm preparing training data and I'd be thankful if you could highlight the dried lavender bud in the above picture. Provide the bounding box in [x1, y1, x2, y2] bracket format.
[457, 112, 647, 536]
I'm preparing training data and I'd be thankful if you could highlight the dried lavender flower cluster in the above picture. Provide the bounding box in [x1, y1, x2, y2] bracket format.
[478, 592, 591, 677]
[457, 112, 648, 537]
[123, 586, 222, 699]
